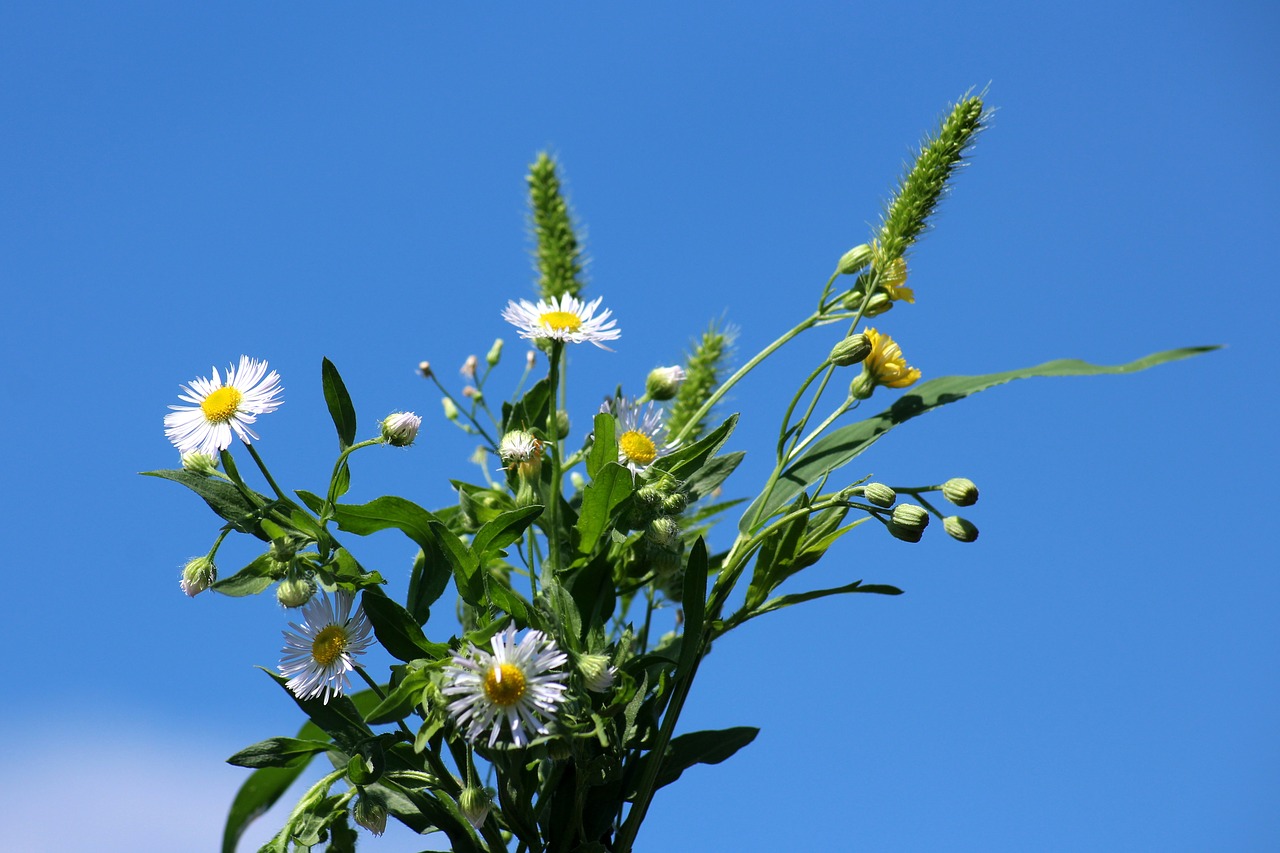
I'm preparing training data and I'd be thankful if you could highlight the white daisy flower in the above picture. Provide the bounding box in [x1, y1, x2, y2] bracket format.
[164, 356, 283, 457]
[601, 396, 675, 476]
[380, 411, 422, 447]
[501, 294, 621, 349]
[278, 592, 374, 704]
[442, 625, 569, 748]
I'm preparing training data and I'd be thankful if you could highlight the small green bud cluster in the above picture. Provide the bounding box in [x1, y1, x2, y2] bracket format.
[888, 504, 930, 542]
[528, 152, 586, 301]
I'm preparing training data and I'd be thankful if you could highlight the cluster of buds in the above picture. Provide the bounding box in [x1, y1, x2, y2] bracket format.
[876, 477, 981, 544]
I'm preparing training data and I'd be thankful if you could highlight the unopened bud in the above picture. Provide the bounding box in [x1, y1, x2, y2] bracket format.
[460, 355, 478, 379]
[646, 516, 681, 551]
[442, 397, 459, 421]
[459, 786, 493, 830]
[837, 243, 874, 275]
[943, 516, 979, 542]
[645, 365, 687, 401]
[850, 371, 875, 401]
[862, 483, 896, 507]
[353, 794, 387, 837]
[862, 292, 893, 317]
[180, 452, 219, 476]
[276, 576, 315, 608]
[941, 477, 979, 506]
[526, 350, 537, 370]
[577, 653, 617, 693]
[380, 411, 421, 447]
[418, 360, 432, 378]
[462, 385, 480, 401]
[179, 556, 217, 597]
[891, 504, 930, 531]
[555, 410, 571, 439]
[570, 471, 586, 490]
[661, 492, 687, 515]
[486, 338, 504, 366]
[828, 334, 872, 367]
[888, 522, 923, 543]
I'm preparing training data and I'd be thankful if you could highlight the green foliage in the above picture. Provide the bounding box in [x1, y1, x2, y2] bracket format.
[149, 95, 1216, 853]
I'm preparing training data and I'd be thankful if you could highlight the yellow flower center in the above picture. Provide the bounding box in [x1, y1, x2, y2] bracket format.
[201, 386, 243, 423]
[483, 662, 527, 707]
[539, 311, 582, 333]
[311, 625, 348, 667]
[619, 430, 657, 466]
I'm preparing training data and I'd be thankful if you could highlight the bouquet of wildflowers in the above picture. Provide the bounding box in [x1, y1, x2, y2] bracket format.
[147, 94, 1211, 852]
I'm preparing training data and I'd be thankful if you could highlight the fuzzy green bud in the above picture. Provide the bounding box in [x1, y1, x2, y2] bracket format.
[486, 337, 504, 367]
[837, 243, 874, 275]
[179, 556, 216, 597]
[661, 492, 688, 515]
[353, 794, 387, 837]
[180, 451, 219, 476]
[888, 504, 930, 542]
[645, 365, 687, 401]
[850, 371, 875, 401]
[941, 477, 979, 506]
[577, 653, 617, 693]
[862, 483, 896, 508]
[828, 333, 873, 367]
[441, 397, 459, 421]
[380, 412, 421, 447]
[555, 409, 571, 440]
[646, 516, 681, 551]
[636, 485, 664, 509]
[943, 516, 979, 542]
[459, 786, 493, 830]
[276, 576, 315, 608]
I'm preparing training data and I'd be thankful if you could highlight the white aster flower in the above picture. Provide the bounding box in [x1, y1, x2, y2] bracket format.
[164, 356, 283, 457]
[380, 411, 422, 447]
[442, 625, 569, 748]
[601, 396, 676, 476]
[278, 592, 374, 704]
[501, 294, 620, 349]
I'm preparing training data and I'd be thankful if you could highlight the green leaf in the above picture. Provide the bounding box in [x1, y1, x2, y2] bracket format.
[211, 553, 277, 597]
[295, 489, 325, 514]
[655, 414, 738, 482]
[630, 726, 760, 797]
[677, 538, 708, 680]
[485, 578, 540, 629]
[503, 377, 551, 435]
[360, 589, 449, 662]
[576, 462, 634, 555]
[586, 412, 618, 480]
[263, 670, 374, 754]
[742, 347, 1219, 532]
[140, 469, 269, 540]
[744, 494, 811, 610]
[222, 763, 306, 853]
[322, 357, 357, 449]
[332, 496, 482, 605]
[682, 450, 744, 502]
[365, 668, 431, 725]
[226, 737, 336, 769]
[750, 579, 904, 620]
[406, 547, 451, 625]
[472, 506, 544, 561]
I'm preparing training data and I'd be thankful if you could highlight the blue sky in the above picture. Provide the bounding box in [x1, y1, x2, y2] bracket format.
[2, 3, 1276, 851]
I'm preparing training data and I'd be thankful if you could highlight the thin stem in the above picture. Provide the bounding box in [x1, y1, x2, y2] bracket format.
[355, 666, 414, 739]
[244, 443, 288, 503]
[544, 342, 565, 578]
[430, 373, 498, 449]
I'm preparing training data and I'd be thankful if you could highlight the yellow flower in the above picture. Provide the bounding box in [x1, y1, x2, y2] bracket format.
[855, 328, 921, 396]
[879, 256, 915, 304]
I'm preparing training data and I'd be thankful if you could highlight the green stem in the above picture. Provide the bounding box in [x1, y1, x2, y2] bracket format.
[321, 438, 381, 517]
[544, 342, 565, 578]
[430, 373, 498, 450]
[355, 666, 414, 739]
[244, 442, 288, 503]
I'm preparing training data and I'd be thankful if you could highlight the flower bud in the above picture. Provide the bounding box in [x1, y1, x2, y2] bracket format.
[570, 471, 586, 490]
[526, 350, 537, 370]
[942, 477, 979, 506]
[347, 753, 377, 786]
[441, 396, 459, 421]
[499, 430, 544, 479]
[545, 738, 573, 761]
[577, 653, 617, 693]
[850, 371, 875, 401]
[661, 492, 687, 515]
[828, 334, 872, 367]
[943, 516, 979, 542]
[862, 292, 893, 317]
[459, 786, 493, 830]
[179, 556, 217, 597]
[486, 338, 504, 367]
[891, 504, 930, 531]
[353, 794, 387, 837]
[460, 355, 478, 379]
[462, 385, 481, 401]
[380, 412, 422, 447]
[555, 410, 571, 439]
[645, 516, 681, 551]
[645, 365, 687, 401]
[837, 243, 874, 275]
[276, 576, 315, 608]
[417, 360, 432, 378]
[180, 451, 219, 476]
[888, 522, 923, 543]
[862, 483, 896, 507]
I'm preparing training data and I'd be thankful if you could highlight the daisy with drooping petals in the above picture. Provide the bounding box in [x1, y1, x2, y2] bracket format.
[278, 592, 375, 704]
[164, 356, 283, 457]
[602, 396, 675, 476]
[501, 294, 620, 349]
[442, 625, 569, 748]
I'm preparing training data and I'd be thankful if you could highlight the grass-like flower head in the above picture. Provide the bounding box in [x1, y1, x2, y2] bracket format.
[863, 328, 921, 389]
[501, 294, 620, 349]
[442, 625, 569, 748]
[164, 356, 283, 457]
[278, 592, 374, 704]
[603, 396, 675, 476]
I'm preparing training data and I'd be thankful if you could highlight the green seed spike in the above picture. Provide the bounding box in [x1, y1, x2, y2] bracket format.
[667, 320, 736, 443]
[875, 94, 987, 267]
[527, 152, 586, 301]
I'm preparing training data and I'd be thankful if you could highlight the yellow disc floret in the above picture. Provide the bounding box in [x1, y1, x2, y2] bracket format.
[311, 625, 349, 667]
[539, 311, 583, 334]
[200, 386, 244, 423]
[483, 663, 527, 707]
[619, 430, 658, 466]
